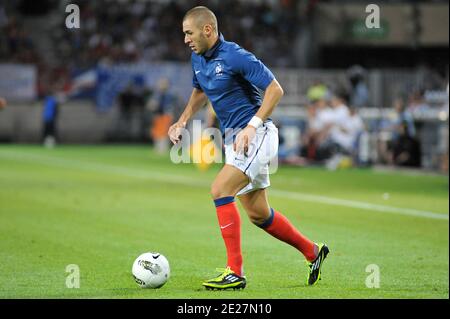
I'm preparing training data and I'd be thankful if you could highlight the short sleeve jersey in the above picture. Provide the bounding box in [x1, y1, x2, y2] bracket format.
[191, 34, 275, 134]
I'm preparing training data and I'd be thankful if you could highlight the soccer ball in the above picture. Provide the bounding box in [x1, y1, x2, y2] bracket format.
[132, 252, 170, 288]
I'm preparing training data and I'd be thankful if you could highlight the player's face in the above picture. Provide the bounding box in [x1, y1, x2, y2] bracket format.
[183, 18, 208, 54]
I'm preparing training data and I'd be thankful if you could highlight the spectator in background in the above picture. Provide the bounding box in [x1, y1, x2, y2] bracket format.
[310, 95, 336, 160]
[138, 86, 154, 142]
[301, 102, 320, 160]
[324, 105, 366, 170]
[327, 92, 352, 152]
[301, 90, 366, 168]
[391, 121, 422, 167]
[306, 80, 328, 103]
[42, 89, 63, 148]
[330, 106, 365, 158]
[378, 97, 418, 165]
[301, 96, 334, 161]
[329, 91, 350, 127]
[116, 83, 136, 140]
[148, 78, 176, 153]
[407, 89, 430, 114]
[347, 65, 369, 108]
[319, 93, 365, 169]
[393, 97, 416, 139]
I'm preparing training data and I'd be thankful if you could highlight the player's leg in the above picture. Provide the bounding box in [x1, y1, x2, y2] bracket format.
[203, 164, 248, 290]
[210, 163, 249, 200]
[238, 188, 317, 261]
[238, 188, 329, 285]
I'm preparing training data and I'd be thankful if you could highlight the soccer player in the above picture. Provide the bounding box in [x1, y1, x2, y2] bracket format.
[168, 6, 329, 290]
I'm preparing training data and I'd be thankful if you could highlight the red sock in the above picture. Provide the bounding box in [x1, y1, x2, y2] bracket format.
[261, 209, 317, 262]
[214, 197, 243, 276]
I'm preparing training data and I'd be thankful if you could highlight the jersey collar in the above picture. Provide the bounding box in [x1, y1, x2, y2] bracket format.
[203, 33, 224, 58]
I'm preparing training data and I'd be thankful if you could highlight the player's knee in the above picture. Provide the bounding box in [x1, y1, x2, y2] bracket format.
[247, 212, 267, 226]
[210, 183, 226, 199]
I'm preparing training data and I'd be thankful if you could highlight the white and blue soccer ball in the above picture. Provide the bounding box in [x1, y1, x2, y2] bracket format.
[132, 252, 170, 288]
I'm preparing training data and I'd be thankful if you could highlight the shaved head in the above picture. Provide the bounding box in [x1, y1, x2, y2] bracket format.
[183, 6, 218, 35]
[182, 6, 219, 55]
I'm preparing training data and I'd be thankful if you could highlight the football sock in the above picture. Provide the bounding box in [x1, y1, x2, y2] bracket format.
[214, 196, 243, 276]
[258, 208, 317, 262]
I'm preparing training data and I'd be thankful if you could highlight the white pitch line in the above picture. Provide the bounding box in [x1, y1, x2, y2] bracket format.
[270, 190, 448, 220]
[0, 150, 448, 221]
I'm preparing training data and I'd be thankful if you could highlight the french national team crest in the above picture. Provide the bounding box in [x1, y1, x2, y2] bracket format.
[215, 63, 223, 76]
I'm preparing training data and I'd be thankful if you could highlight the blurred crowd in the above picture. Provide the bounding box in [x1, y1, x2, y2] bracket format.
[0, 1, 71, 98]
[0, 14, 39, 64]
[0, 1, 448, 171]
[54, 0, 301, 69]
[278, 68, 447, 170]
[109, 77, 179, 150]
[0, 0, 304, 98]
[280, 85, 369, 169]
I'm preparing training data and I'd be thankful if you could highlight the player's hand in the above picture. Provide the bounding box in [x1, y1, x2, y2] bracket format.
[234, 125, 256, 156]
[168, 121, 186, 144]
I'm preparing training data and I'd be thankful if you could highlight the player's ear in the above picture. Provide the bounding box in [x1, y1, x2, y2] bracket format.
[204, 24, 212, 37]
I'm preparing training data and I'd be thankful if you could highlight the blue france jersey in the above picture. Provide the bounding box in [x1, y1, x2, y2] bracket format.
[191, 34, 274, 134]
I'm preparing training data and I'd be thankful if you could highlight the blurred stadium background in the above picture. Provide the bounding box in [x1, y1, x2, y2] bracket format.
[0, 0, 448, 172]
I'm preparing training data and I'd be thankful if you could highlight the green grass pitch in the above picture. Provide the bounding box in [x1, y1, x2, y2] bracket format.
[0, 145, 448, 298]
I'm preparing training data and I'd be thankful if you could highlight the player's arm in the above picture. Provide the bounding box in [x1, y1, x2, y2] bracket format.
[205, 101, 217, 128]
[252, 79, 284, 124]
[178, 88, 208, 124]
[229, 48, 284, 153]
[168, 88, 207, 144]
[235, 79, 283, 154]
